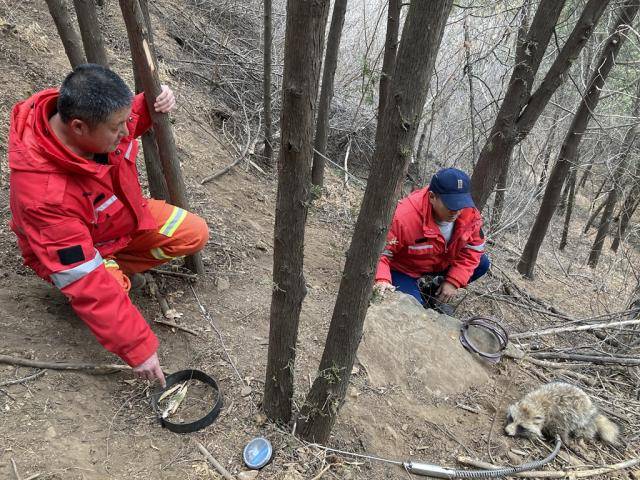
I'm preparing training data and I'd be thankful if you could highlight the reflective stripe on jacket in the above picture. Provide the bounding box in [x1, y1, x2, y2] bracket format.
[8, 89, 158, 367]
[375, 187, 485, 288]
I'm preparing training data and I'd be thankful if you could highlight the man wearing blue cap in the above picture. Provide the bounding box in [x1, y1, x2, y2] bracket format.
[374, 168, 489, 313]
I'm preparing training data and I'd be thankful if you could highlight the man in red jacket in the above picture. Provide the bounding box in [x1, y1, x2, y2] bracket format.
[9, 64, 209, 387]
[374, 168, 489, 313]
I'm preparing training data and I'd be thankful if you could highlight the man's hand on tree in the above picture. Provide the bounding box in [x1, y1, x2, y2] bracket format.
[154, 85, 176, 113]
[436, 281, 457, 303]
[133, 351, 166, 388]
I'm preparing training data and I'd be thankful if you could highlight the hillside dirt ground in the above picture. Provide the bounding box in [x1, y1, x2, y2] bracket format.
[0, 1, 639, 479]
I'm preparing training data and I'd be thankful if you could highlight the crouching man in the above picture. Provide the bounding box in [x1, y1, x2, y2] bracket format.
[374, 168, 489, 314]
[8, 64, 209, 387]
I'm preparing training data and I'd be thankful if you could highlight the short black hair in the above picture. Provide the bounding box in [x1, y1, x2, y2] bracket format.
[58, 64, 133, 128]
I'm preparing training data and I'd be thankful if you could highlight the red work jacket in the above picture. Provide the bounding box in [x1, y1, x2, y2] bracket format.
[375, 187, 485, 288]
[9, 88, 158, 367]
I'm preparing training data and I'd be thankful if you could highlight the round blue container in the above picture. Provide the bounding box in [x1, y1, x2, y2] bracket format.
[243, 437, 273, 469]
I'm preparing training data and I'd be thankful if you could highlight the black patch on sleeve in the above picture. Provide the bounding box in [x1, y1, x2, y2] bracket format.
[93, 193, 106, 205]
[415, 237, 429, 243]
[57, 245, 85, 265]
[479, 228, 485, 239]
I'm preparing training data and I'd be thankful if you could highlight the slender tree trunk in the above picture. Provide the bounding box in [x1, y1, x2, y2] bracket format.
[376, 0, 401, 126]
[491, 5, 529, 226]
[463, 14, 477, 164]
[133, 0, 169, 202]
[537, 106, 561, 195]
[470, 0, 610, 211]
[589, 81, 640, 266]
[263, 0, 273, 166]
[578, 160, 593, 189]
[119, 0, 204, 274]
[491, 156, 510, 227]
[559, 167, 577, 250]
[311, 0, 348, 188]
[263, 0, 330, 424]
[45, 0, 86, 68]
[611, 188, 640, 252]
[517, 0, 639, 278]
[558, 161, 577, 214]
[296, 0, 453, 443]
[584, 195, 608, 233]
[73, 0, 108, 66]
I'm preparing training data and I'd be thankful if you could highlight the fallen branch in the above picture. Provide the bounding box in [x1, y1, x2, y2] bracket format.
[0, 370, 46, 388]
[457, 455, 640, 478]
[531, 351, 640, 366]
[153, 318, 199, 336]
[195, 441, 235, 480]
[145, 273, 171, 316]
[512, 318, 640, 340]
[0, 355, 129, 374]
[149, 268, 198, 281]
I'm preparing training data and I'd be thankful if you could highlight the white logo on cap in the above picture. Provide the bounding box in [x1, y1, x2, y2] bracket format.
[457, 179, 463, 189]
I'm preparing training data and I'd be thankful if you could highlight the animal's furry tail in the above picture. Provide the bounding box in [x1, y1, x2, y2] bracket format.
[595, 414, 619, 444]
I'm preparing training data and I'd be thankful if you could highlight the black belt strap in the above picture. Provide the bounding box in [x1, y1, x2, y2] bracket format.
[150, 369, 223, 433]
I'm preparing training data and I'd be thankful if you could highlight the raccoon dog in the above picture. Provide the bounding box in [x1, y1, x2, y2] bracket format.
[505, 382, 619, 445]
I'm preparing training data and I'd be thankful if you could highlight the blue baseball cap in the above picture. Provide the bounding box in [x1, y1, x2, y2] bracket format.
[429, 168, 475, 211]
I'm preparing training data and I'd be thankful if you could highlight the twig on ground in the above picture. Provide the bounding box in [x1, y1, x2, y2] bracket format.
[149, 268, 198, 281]
[0, 355, 129, 374]
[457, 455, 640, 478]
[0, 369, 46, 388]
[512, 318, 640, 340]
[310, 464, 332, 480]
[531, 351, 640, 366]
[153, 318, 199, 336]
[145, 273, 171, 317]
[195, 441, 235, 480]
[11, 457, 21, 480]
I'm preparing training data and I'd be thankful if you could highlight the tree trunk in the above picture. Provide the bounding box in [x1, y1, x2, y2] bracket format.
[263, 0, 273, 166]
[517, 0, 639, 278]
[611, 187, 640, 252]
[536, 106, 561, 195]
[470, 0, 609, 211]
[463, 14, 477, 164]
[584, 195, 608, 233]
[376, 0, 401, 127]
[73, 0, 108, 66]
[134, 0, 169, 202]
[588, 80, 640, 266]
[491, 155, 510, 227]
[45, 0, 86, 68]
[119, 0, 204, 275]
[296, 0, 453, 443]
[559, 167, 577, 250]
[263, 0, 330, 424]
[311, 0, 348, 188]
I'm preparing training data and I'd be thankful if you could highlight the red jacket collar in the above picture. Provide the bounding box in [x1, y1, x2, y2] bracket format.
[9, 89, 109, 177]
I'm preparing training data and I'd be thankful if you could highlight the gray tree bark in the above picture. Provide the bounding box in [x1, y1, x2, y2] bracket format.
[73, 0, 108, 66]
[263, 0, 273, 166]
[311, 0, 348, 188]
[119, 0, 204, 274]
[263, 0, 330, 424]
[45, 0, 86, 68]
[296, 0, 453, 443]
[135, 0, 169, 202]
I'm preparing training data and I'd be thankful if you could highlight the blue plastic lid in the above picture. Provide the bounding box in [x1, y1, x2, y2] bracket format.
[243, 437, 273, 469]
